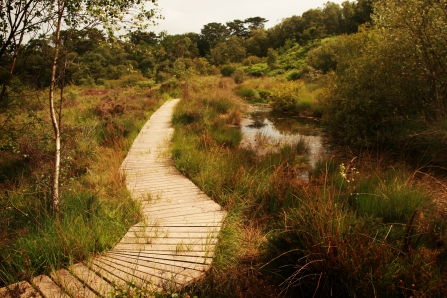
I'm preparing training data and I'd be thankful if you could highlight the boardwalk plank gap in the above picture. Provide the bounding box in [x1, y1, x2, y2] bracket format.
[1, 99, 226, 297]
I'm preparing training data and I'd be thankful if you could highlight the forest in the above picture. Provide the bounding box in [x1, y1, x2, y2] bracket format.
[1, 0, 447, 297]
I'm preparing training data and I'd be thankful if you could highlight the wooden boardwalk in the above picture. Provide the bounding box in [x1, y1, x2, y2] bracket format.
[0, 99, 226, 297]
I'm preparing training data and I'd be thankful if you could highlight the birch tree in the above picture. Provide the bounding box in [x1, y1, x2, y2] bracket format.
[45, 0, 160, 215]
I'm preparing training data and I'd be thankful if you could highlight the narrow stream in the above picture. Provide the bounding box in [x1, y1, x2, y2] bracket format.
[240, 104, 328, 180]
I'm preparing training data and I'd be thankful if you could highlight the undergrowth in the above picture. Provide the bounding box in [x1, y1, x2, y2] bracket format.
[0, 82, 165, 285]
[170, 76, 447, 297]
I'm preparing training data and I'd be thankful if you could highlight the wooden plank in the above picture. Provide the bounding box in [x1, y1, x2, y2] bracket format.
[107, 250, 212, 265]
[109, 249, 214, 258]
[123, 231, 220, 240]
[98, 255, 204, 284]
[118, 235, 218, 246]
[142, 209, 224, 220]
[0, 281, 41, 298]
[126, 225, 222, 236]
[98, 255, 203, 280]
[92, 258, 172, 291]
[113, 242, 216, 253]
[31, 275, 70, 298]
[50, 269, 96, 298]
[145, 210, 225, 220]
[130, 222, 224, 228]
[70, 263, 114, 298]
[143, 202, 223, 213]
[88, 261, 156, 294]
[104, 253, 208, 272]
[140, 195, 213, 205]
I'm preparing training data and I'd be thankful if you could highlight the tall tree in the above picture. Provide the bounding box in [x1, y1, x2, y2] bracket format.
[227, 19, 249, 37]
[0, 0, 53, 104]
[244, 17, 268, 30]
[374, 0, 447, 118]
[43, 0, 161, 214]
[199, 22, 229, 54]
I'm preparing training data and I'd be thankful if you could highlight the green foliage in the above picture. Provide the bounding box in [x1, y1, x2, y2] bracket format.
[242, 55, 262, 66]
[232, 68, 246, 84]
[266, 48, 278, 70]
[0, 190, 139, 284]
[220, 64, 237, 77]
[0, 85, 162, 285]
[234, 86, 260, 101]
[245, 63, 268, 77]
[321, 30, 429, 146]
[277, 43, 310, 70]
[136, 79, 156, 90]
[269, 81, 304, 111]
[267, 69, 285, 76]
[119, 73, 148, 88]
[306, 38, 338, 73]
[208, 36, 246, 65]
[264, 164, 446, 297]
[159, 77, 182, 94]
[286, 70, 301, 81]
[349, 169, 428, 223]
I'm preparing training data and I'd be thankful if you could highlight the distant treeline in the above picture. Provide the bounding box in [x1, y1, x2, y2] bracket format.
[0, 0, 373, 88]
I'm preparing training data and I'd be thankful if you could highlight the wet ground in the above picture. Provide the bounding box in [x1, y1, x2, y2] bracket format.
[240, 104, 328, 179]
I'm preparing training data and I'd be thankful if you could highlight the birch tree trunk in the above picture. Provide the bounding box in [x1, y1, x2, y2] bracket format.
[49, 0, 65, 216]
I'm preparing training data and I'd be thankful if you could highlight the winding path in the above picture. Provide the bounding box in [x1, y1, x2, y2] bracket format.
[0, 98, 226, 297]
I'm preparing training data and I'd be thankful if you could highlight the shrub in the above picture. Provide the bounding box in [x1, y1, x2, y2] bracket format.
[286, 70, 301, 81]
[234, 86, 260, 101]
[78, 76, 95, 86]
[306, 41, 338, 73]
[159, 77, 182, 93]
[220, 64, 237, 77]
[242, 56, 263, 66]
[264, 165, 445, 297]
[269, 81, 304, 111]
[119, 73, 147, 87]
[136, 80, 155, 90]
[245, 64, 268, 77]
[267, 69, 285, 76]
[232, 68, 246, 84]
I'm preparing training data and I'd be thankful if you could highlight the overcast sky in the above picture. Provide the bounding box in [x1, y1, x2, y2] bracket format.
[153, 0, 347, 35]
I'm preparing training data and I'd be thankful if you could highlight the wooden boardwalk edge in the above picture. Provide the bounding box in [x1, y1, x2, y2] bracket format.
[0, 98, 226, 297]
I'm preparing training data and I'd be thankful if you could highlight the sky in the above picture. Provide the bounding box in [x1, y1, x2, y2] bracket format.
[153, 0, 347, 35]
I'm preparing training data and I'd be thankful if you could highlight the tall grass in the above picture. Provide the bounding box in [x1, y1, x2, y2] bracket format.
[0, 81, 165, 285]
[264, 162, 447, 297]
[170, 76, 447, 297]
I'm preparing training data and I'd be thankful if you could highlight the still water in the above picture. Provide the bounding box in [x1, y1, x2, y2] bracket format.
[240, 104, 327, 178]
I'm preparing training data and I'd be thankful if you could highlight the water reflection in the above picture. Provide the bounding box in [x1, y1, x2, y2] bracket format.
[240, 105, 326, 179]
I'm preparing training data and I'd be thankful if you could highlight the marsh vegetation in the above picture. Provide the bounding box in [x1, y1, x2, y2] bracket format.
[1, 0, 447, 296]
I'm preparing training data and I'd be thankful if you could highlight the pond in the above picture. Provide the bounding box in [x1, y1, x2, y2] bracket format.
[240, 104, 328, 180]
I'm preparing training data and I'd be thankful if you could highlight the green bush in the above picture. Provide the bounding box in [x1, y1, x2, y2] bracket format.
[119, 73, 147, 87]
[321, 31, 427, 147]
[136, 80, 155, 90]
[286, 70, 301, 81]
[267, 69, 285, 76]
[220, 64, 237, 77]
[242, 56, 262, 66]
[306, 40, 338, 73]
[232, 68, 246, 84]
[269, 81, 304, 111]
[257, 89, 271, 100]
[159, 77, 182, 93]
[245, 64, 268, 77]
[234, 86, 260, 101]
[78, 76, 95, 86]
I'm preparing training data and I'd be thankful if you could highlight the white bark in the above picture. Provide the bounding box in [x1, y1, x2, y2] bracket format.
[49, 0, 65, 215]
